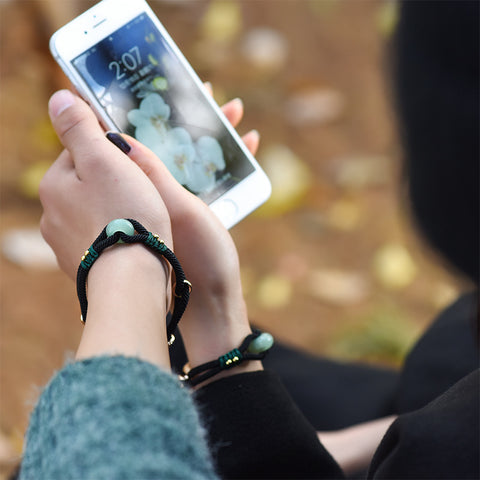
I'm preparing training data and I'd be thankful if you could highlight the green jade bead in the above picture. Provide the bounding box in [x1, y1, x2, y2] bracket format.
[247, 332, 274, 354]
[106, 219, 135, 243]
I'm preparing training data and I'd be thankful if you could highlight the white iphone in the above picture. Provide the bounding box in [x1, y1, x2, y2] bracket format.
[50, 0, 271, 229]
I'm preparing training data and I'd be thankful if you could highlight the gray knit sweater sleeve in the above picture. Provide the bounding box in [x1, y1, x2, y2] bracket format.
[20, 355, 218, 480]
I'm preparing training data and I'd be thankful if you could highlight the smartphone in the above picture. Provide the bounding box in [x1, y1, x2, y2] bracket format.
[49, 0, 271, 229]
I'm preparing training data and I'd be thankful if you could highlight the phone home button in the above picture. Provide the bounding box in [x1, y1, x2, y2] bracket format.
[211, 199, 239, 227]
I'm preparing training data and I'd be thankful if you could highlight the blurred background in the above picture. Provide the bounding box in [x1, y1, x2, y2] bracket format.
[0, 0, 466, 476]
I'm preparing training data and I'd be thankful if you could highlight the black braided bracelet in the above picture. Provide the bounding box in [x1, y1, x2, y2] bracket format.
[180, 329, 274, 387]
[76, 218, 191, 345]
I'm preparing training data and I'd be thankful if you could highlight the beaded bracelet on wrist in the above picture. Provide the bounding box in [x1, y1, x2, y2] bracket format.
[180, 329, 274, 387]
[76, 218, 191, 345]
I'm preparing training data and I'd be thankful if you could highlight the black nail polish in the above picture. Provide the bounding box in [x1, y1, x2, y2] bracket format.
[106, 131, 131, 154]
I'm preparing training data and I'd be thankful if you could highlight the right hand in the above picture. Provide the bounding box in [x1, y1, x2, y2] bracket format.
[125, 97, 261, 373]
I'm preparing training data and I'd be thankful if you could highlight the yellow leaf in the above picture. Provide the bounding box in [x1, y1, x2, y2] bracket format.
[255, 145, 312, 217]
[201, 0, 242, 43]
[18, 161, 51, 199]
[377, 0, 399, 37]
[257, 274, 292, 309]
[373, 243, 417, 290]
[31, 118, 60, 154]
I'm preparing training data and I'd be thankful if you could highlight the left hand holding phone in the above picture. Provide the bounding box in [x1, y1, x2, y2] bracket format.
[41, 89, 173, 279]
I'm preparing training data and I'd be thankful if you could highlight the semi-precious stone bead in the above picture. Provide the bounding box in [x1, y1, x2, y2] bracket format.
[247, 332, 274, 354]
[106, 219, 135, 242]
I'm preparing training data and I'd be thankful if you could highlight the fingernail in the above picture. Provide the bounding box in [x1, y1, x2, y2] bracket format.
[49, 90, 75, 118]
[106, 132, 131, 154]
[232, 97, 243, 108]
[247, 129, 260, 142]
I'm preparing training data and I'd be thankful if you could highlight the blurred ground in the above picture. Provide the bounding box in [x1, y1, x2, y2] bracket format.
[0, 0, 464, 475]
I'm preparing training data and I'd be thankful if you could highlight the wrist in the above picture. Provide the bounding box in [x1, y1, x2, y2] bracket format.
[182, 294, 250, 361]
[88, 242, 170, 286]
[76, 243, 171, 369]
[182, 329, 271, 388]
[180, 294, 264, 385]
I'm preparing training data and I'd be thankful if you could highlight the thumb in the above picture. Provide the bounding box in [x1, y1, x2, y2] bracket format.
[48, 90, 111, 171]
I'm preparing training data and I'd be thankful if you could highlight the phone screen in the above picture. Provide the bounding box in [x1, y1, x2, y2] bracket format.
[72, 13, 255, 203]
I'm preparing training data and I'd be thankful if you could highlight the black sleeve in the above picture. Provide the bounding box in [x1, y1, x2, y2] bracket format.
[367, 369, 480, 480]
[395, 291, 479, 413]
[194, 370, 344, 479]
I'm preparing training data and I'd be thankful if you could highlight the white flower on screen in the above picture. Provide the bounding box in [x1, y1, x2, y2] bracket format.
[155, 128, 196, 185]
[187, 136, 226, 192]
[127, 93, 225, 193]
[127, 93, 171, 140]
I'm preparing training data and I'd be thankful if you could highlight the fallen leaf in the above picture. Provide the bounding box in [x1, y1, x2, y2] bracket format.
[31, 118, 60, 154]
[241, 27, 288, 71]
[377, 0, 399, 37]
[333, 155, 390, 189]
[327, 309, 419, 365]
[257, 274, 292, 309]
[18, 161, 51, 199]
[256, 144, 312, 217]
[2, 228, 57, 269]
[309, 268, 370, 305]
[373, 243, 417, 290]
[201, 0, 242, 43]
[285, 88, 345, 126]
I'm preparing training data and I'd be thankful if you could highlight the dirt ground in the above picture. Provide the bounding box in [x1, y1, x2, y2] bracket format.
[0, 0, 464, 474]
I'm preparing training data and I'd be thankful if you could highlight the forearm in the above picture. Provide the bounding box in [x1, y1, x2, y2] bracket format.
[75, 244, 170, 369]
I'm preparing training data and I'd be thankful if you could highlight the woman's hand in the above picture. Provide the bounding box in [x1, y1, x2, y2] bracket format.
[124, 95, 261, 378]
[40, 90, 174, 368]
[40, 89, 172, 279]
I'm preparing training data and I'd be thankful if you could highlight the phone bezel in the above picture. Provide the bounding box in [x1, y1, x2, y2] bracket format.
[49, 0, 271, 229]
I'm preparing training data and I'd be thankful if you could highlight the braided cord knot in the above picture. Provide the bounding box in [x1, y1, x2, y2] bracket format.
[219, 349, 243, 369]
[181, 330, 274, 387]
[145, 232, 168, 253]
[80, 246, 99, 270]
